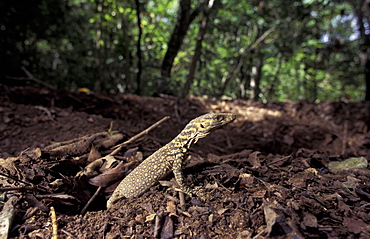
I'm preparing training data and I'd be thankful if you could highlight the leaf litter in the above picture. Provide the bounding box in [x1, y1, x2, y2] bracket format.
[0, 86, 370, 238]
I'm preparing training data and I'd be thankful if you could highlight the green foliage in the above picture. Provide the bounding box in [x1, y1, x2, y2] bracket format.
[0, 0, 365, 101]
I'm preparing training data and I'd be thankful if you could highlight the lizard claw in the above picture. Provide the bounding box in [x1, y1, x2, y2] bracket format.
[194, 186, 208, 200]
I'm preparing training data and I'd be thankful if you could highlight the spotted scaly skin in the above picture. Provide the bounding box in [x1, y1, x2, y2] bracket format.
[106, 112, 236, 208]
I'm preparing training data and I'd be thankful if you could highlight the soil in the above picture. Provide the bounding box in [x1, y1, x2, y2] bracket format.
[1, 84, 370, 238]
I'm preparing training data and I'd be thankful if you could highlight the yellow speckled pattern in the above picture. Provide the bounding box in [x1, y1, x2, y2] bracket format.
[106, 113, 236, 208]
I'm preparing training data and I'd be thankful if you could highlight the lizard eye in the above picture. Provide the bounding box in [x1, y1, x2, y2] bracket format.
[200, 123, 205, 128]
[215, 116, 223, 121]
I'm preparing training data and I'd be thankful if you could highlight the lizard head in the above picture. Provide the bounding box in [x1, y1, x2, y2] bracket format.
[188, 112, 236, 139]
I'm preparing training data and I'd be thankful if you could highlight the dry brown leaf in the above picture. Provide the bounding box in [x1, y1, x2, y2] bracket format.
[302, 212, 317, 228]
[145, 213, 156, 222]
[238, 173, 254, 188]
[166, 201, 176, 214]
[247, 151, 261, 167]
[217, 208, 228, 215]
[88, 160, 137, 187]
[161, 216, 174, 239]
[0, 157, 18, 178]
[23, 148, 42, 160]
[87, 145, 101, 163]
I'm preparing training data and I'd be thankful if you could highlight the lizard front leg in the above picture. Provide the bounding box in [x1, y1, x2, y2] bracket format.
[172, 151, 205, 198]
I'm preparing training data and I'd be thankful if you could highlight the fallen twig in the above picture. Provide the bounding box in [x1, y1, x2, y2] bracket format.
[110, 116, 170, 156]
[81, 186, 103, 215]
[108, 121, 114, 132]
[0, 186, 35, 192]
[211, 174, 232, 193]
[22, 66, 56, 90]
[0, 172, 49, 193]
[61, 229, 77, 239]
[179, 191, 186, 208]
[50, 206, 58, 239]
[34, 106, 54, 121]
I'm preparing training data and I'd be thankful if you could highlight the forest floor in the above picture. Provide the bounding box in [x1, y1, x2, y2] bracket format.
[1, 85, 370, 238]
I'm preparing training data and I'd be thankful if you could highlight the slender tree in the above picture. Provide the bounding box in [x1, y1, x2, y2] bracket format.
[181, 0, 216, 98]
[135, 0, 143, 94]
[158, 0, 202, 94]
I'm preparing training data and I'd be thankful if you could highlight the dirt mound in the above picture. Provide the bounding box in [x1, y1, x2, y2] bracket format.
[1, 85, 370, 238]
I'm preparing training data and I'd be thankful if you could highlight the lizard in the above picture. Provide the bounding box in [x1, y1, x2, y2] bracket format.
[106, 112, 236, 209]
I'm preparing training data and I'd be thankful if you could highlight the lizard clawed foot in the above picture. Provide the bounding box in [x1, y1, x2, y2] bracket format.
[177, 185, 208, 200]
[193, 186, 209, 201]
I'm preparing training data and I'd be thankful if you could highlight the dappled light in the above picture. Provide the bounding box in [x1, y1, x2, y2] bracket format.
[0, 0, 368, 100]
[1, 0, 370, 238]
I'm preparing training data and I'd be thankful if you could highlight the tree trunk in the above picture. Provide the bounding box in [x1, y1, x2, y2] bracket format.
[351, 0, 370, 101]
[238, 59, 252, 99]
[119, 11, 133, 93]
[366, 59, 370, 101]
[364, 0, 370, 101]
[181, 0, 215, 98]
[158, 0, 201, 94]
[135, 0, 143, 95]
[266, 55, 282, 100]
[94, 0, 104, 92]
[217, 25, 277, 97]
[250, 56, 263, 101]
